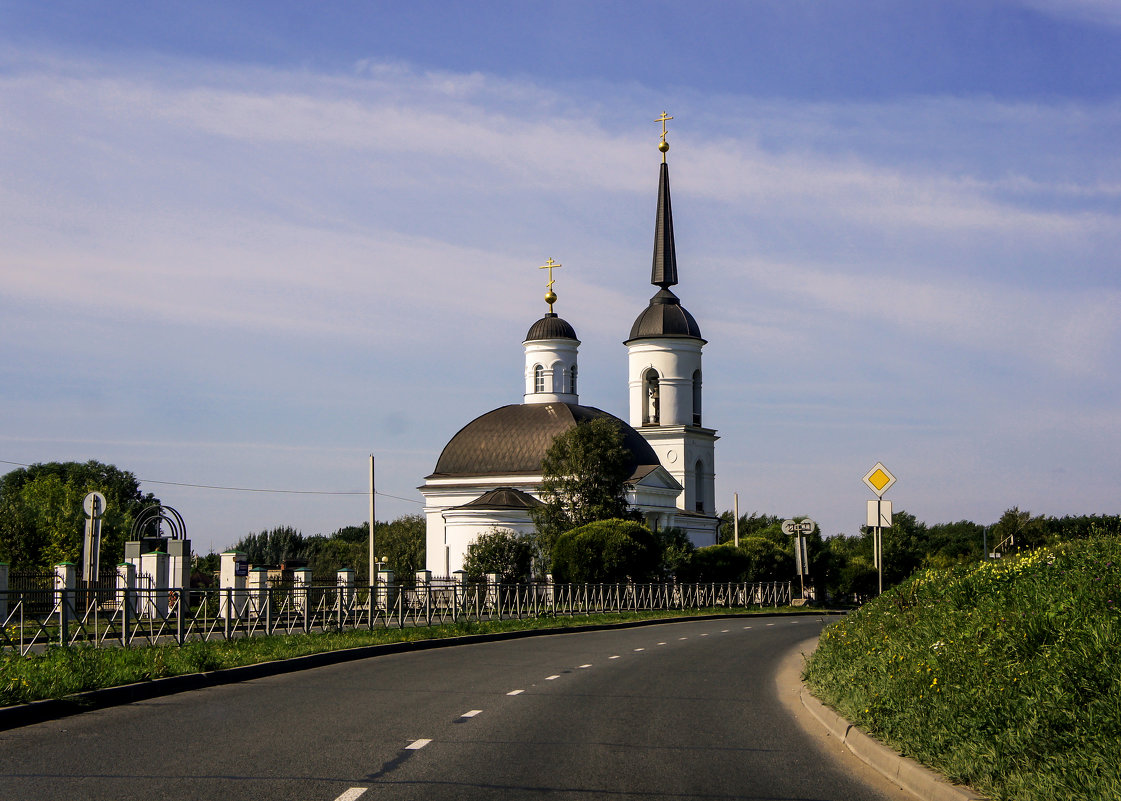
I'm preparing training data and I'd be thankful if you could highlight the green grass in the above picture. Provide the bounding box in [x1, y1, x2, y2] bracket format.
[1, 606, 791, 707]
[803, 537, 1121, 801]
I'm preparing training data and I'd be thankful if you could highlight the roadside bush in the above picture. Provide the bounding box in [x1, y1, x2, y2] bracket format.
[689, 543, 750, 582]
[551, 519, 658, 583]
[462, 528, 534, 582]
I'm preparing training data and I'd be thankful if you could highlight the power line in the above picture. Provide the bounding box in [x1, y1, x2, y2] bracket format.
[0, 459, 422, 504]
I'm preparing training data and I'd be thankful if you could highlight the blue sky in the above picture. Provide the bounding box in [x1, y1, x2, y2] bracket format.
[2, 1, 1119, 551]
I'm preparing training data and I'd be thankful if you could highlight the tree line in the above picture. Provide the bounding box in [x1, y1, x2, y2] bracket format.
[3, 458, 1118, 602]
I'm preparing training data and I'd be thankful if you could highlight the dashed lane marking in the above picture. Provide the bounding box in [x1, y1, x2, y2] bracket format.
[657, 642, 666, 645]
[634, 648, 645, 652]
[579, 664, 592, 669]
[507, 689, 524, 695]
[545, 674, 561, 681]
[678, 637, 688, 640]
[700, 633, 709, 637]
[334, 789, 368, 801]
[609, 655, 621, 659]
[766, 623, 775, 627]
[405, 739, 431, 750]
[744, 626, 752, 629]
[461, 710, 483, 718]
[721, 629, 729, 633]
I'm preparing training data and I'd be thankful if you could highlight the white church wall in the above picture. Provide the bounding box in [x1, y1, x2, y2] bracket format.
[626, 338, 703, 427]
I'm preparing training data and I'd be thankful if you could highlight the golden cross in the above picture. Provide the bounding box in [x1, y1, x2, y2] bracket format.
[655, 110, 673, 161]
[539, 257, 561, 292]
[539, 257, 561, 311]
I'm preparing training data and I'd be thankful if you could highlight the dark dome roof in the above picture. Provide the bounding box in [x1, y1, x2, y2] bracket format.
[525, 313, 577, 342]
[626, 288, 704, 343]
[429, 403, 660, 478]
[455, 487, 544, 510]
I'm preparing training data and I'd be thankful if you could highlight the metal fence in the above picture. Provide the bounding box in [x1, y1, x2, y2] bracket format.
[0, 579, 791, 655]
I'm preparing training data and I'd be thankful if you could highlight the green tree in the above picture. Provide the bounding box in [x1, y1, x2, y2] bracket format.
[374, 514, 425, 579]
[653, 526, 695, 578]
[462, 528, 534, 582]
[0, 461, 159, 570]
[532, 418, 634, 563]
[551, 519, 658, 583]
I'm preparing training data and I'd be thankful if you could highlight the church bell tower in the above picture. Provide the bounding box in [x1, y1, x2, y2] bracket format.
[625, 114, 718, 546]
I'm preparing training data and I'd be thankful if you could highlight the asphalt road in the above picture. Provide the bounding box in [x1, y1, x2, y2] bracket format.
[1, 616, 905, 801]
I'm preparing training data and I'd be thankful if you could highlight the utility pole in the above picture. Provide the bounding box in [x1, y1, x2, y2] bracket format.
[733, 492, 739, 547]
[368, 455, 376, 588]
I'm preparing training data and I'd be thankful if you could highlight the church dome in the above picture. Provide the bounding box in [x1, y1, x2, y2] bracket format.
[625, 288, 704, 343]
[428, 402, 660, 478]
[525, 313, 577, 341]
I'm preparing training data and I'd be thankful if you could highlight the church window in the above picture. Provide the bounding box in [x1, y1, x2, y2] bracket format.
[694, 459, 705, 513]
[551, 361, 565, 393]
[534, 364, 545, 393]
[643, 368, 660, 425]
[692, 369, 702, 426]
[570, 364, 578, 395]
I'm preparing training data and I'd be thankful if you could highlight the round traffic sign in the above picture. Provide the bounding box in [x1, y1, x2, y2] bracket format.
[83, 491, 107, 518]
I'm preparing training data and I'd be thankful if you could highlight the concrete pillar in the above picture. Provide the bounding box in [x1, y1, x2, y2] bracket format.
[376, 567, 396, 611]
[337, 568, 355, 612]
[167, 539, 191, 596]
[248, 567, 269, 615]
[219, 551, 248, 620]
[0, 562, 8, 623]
[116, 562, 137, 616]
[293, 567, 312, 614]
[54, 562, 76, 625]
[415, 569, 431, 608]
[139, 550, 169, 619]
[485, 572, 500, 611]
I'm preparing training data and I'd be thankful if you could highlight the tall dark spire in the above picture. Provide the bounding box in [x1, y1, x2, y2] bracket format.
[651, 161, 678, 289]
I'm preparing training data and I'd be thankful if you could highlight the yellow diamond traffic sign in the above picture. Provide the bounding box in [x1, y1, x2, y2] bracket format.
[863, 462, 896, 497]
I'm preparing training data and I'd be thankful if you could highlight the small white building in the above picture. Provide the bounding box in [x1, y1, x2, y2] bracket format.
[421, 143, 719, 577]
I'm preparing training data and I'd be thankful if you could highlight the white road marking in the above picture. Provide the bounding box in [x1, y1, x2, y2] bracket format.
[767, 623, 775, 627]
[634, 648, 645, 652]
[657, 642, 666, 645]
[334, 789, 368, 801]
[579, 664, 592, 669]
[744, 626, 752, 629]
[405, 739, 431, 750]
[545, 674, 561, 680]
[700, 633, 709, 637]
[721, 629, 729, 633]
[507, 689, 524, 695]
[678, 637, 687, 640]
[609, 655, 621, 659]
[461, 709, 483, 718]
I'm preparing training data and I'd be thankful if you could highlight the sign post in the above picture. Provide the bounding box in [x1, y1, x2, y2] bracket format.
[862, 463, 896, 595]
[82, 492, 107, 583]
[781, 518, 815, 601]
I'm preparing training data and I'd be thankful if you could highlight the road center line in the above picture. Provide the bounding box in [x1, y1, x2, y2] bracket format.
[461, 709, 483, 718]
[334, 789, 368, 801]
[405, 739, 432, 750]
[634, 647, 645, 651]
[545, 674, 561, 680]
[578, 664, 592, 668]
[507, 689, 524, 695]
[609, 655, 620, 659]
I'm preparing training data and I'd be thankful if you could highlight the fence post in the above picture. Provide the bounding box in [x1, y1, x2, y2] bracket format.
[140, 549, 169, 619]
[54, 563, 76, 645]
[0, 562, 8, 623]
[376, 567, 395, 613]
[219, 551, 248, 628]
[337, 568, 355, 629]
[293, 568, 312, 632]
[248, 567, 268, 624]
[485, 573, 499, 615]
[452, 570, 467, 622]
[116, 562, 135, 647]
[415, 570, 432, 625]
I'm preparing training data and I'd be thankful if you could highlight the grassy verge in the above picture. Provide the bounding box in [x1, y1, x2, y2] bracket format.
[1, 606, 791, 706]
[803, 537, 1121, 801]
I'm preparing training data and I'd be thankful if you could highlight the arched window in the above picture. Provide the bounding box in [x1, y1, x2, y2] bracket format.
[551, 361, 564, 394]
[692, 369, 702, 426]
[643, 368, 660, 425]
[694, 459, 705, 513]
[570, 364, 578, 395]
[534, 364, 545, 393]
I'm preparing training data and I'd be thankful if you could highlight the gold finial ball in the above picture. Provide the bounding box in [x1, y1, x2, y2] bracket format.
[658, 140, 670, 153]
[545, 291, 557, 305]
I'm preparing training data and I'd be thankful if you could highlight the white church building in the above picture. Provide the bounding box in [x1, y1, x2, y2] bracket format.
[421, 133, 719, 577]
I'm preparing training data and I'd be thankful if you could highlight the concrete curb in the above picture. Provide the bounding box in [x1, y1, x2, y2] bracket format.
[1, 609, 831, 731]
[798, 686, 987, 801]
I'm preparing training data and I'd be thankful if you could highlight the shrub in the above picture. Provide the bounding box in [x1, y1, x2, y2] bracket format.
[551, 519, 658, 583]
[462, 528, 534, 582]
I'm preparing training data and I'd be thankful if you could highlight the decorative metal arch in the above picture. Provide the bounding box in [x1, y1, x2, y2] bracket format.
[130, 504, 187, 540]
